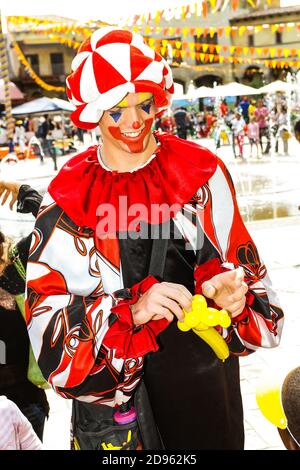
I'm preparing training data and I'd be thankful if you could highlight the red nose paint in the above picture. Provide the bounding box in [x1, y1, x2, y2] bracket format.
[132, 121, 141, 129]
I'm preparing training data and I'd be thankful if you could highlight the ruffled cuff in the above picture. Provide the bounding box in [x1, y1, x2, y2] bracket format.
[103, 275, 169, 359]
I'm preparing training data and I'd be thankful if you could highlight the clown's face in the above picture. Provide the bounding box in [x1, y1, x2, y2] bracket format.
[99, 92, 157, 159]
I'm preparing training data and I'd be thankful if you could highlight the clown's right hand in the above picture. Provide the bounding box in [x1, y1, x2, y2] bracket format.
[130, 282, 192, 326]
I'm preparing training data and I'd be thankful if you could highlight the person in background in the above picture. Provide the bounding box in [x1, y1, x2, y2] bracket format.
[255, 99, 271, 155]
[0, 395, 42, 450]
[220, 99, 228, 117]
[247, 116, 260, 158]
[231, 112, 246, 159]
[173, 106, 188, 139]
[160, 112, 176, 135]
[0, 181, 49, 442]
[239, 96, 250, 124]
[279, 367, 300, 450]
[275, 106, 289, 155]
[13, 120, 26, 156]
[257, 366, 300, 450]
[0, 125, 7, 146]
[248, 100, 256, 120]
[294, 120, 300, 144]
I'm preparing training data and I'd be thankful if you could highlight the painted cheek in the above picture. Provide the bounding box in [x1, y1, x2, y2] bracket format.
[108, 126, 121, 139]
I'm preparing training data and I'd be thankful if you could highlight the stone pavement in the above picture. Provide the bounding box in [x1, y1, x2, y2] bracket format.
[241, 215, 300, 450]
[42, 215, 300, 450]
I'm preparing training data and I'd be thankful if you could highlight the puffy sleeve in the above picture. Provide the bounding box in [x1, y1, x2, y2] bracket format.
[193, 158, 284, 356]
[25, 193, 168, 405]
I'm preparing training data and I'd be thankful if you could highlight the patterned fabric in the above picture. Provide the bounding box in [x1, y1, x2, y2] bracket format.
[25, 152, 283, 406]
[66, 28, 174, 129]
[0, 396, 42, 450]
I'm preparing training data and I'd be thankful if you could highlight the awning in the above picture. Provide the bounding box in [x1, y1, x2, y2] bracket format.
[0, 79, 24, 102]
[11, 97, 75, 116]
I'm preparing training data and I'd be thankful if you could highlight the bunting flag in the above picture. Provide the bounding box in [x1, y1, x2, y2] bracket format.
[119, 1, 283, 26]
[7, 15, 106, 38]
[31, 26, 300, 61]
[7, 15, 300, 40]
[144, 37, 300, 60]
[12, 41, 65, 92]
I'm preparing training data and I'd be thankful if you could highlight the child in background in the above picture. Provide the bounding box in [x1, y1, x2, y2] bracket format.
[247, 116, 260, 158]
[0, 396, 42, 450]
[231, 112, 245, 159]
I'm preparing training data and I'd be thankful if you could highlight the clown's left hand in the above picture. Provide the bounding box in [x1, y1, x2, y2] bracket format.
[0, 181, 21, 210]
[202, 267, 248, 318]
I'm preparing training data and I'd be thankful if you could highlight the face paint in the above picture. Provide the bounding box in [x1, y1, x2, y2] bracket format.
[109, 111, 122, 123]
[132, 121, 141, 129]
[141, 102, 152, 114]
[108, 117, 153, 153]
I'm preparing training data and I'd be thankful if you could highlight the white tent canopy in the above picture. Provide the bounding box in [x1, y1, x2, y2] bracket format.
[173, 82, 260, 100]
[11, 97, 74, 116]
[211, 82, 260, 97]
[258, 80, 297, 93]
[194, 86, 216, 98]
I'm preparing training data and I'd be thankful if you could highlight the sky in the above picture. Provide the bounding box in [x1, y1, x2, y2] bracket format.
[1, 0, 299, 23]
[0, 0, 198, 23]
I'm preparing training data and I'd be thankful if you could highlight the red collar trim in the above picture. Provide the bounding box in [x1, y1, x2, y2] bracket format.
[48, 133, 217, 230]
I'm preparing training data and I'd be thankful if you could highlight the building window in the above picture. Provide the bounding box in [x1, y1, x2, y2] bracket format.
[248, 34, 254, 47]
[50, 53, 65, 76]
[275, 31, 282, 44]
[26, 54, 40, 75]
[194, 33, 218, 65]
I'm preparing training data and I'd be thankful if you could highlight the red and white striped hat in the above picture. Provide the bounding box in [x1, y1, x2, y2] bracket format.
[66, 27, 174, 129]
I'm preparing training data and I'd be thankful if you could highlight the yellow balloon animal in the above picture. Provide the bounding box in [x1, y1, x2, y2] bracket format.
[177, 294, 231, 362]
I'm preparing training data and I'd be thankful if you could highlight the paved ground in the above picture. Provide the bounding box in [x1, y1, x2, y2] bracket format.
[1, 136, 299, 450]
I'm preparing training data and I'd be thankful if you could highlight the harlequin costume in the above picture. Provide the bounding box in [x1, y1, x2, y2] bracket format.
[25, 28, 284, 449]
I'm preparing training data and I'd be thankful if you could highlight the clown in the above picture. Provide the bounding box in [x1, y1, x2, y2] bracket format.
[26, 28, 284, 450]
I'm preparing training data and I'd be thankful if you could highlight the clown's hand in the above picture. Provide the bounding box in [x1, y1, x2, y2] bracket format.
[0, 181, 21, 210]
[201, 267, 248, 318]
[131, 282, 192, 326]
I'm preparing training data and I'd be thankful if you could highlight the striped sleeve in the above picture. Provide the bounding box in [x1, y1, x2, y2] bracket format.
[194, 158, 284, 355]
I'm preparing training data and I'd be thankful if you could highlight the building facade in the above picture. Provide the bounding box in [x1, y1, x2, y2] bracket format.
[6, 3, 299, 102]
[230, 5, 300, 87]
